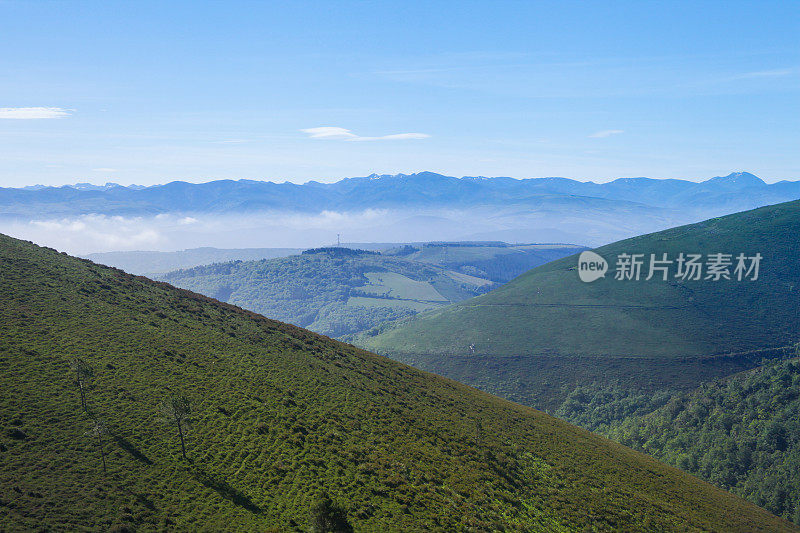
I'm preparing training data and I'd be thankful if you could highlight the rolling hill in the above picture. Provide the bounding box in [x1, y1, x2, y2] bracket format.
[155, 247, 497, 338]
[0, 233, 795, 531]
[88, 241, 585, 280]
[357, 199, 800, 410]
[152, 243, 585, 339]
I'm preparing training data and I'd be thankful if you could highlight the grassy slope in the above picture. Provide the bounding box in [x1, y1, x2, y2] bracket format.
[606, 354, 800, 524]
[0, 234, 794, 532]
[156, 250, 492, 339]
[358, 200, 800, 408]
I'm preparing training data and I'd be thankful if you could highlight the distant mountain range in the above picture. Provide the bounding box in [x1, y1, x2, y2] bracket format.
[4, 171, 800, 252]
[2, 171, 797, 218]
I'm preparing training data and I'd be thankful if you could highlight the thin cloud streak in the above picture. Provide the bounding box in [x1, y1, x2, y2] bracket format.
[301, 127, 430, 142]
[733, 68, 794, 80]
[0, 107, 72, 119]
[588, 129, 624, 138]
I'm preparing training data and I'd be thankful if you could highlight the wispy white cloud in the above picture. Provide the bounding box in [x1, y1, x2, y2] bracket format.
[301, 126, 430, 142]
[302, 127, 358, 140]
[731, 68, 794, 80]
[92, 168, 118, 172]
[0, 107, 72, 119]
[588, 129, 624, 138]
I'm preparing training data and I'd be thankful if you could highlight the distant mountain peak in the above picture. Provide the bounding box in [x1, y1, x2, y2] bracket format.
[59, 182, 147, 191]
[67, 182, 124, 191]
[363, 172, 411, 180]
[703, 171, 765, 189]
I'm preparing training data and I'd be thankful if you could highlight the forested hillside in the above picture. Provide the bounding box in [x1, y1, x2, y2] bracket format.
[157, 248, 494, 338]
[604, 353, 800, 525]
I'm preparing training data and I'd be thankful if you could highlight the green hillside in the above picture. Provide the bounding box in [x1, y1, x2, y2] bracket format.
[1, 234, 795, 532]
[385, 242, 587, 282]
[156, 247, 494, 338]
[605, 353, 800, 525]
[358, 200, 800, 409]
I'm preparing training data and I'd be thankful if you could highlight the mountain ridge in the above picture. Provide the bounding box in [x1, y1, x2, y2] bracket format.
[45, 171, 778, 191]
[2, 171, 798, 219]
[6, 171, 799, 253]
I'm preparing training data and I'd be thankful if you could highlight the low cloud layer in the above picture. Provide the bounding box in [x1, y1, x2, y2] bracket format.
[0, 211, 399, 255]
[0, 107, 72, 119]
[0, 203, 702, 257]
[20, 214, 168, 253]
[0, 209, 490, 255]
[301, 127, 430, 141]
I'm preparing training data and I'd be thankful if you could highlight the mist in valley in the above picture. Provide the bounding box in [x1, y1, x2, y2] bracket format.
[0, 204, 724, 256]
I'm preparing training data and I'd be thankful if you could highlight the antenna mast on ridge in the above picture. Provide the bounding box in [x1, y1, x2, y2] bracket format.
[337, 233, 341, 247]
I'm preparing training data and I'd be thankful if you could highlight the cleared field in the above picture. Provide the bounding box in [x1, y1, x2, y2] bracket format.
[360, 271, 448, 301]
[445, 269, 494, 286]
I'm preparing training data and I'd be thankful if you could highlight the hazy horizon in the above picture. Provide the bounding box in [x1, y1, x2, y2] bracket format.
[6, 169, 798, 190]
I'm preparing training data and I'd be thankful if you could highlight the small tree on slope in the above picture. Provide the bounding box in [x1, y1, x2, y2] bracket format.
[70, 358, 94, 413]
[159, 394, 192, 460]
[84, 419, 109, 474]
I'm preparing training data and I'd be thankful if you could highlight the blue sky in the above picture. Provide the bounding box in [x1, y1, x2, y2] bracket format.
[1, 0, 798, 186]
